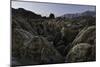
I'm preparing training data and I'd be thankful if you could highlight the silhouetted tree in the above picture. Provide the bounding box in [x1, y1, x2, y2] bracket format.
[49, 13, 55, 19]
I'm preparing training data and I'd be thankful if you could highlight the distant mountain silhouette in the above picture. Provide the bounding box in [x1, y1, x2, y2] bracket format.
[81, 11, 96, 17]
[61, 11, 96, 19]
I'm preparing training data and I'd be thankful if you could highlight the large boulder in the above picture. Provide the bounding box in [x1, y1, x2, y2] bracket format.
[72, 26, 96, 45]
[64, 26, 96, 55]
[65, 43, 95, 63]
[12, 28, 33, 58]
[19, 36, 64, 65]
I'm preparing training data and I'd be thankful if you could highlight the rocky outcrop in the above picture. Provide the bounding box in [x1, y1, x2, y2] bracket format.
[65, 43, 95, 63]
[65, 26, 96, 62]
[65, 26, 95, 54]
[72, 26, 96, 45]
[14, 36, 64, 65]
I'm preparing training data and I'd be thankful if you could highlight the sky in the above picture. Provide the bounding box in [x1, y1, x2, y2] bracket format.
[11, 1, 96, 17]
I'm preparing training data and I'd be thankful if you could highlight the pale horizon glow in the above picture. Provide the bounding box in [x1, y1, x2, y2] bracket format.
[11, 1, 96, 17]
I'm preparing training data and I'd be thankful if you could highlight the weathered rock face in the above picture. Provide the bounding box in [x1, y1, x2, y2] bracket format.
[65, 43, 95, 63]
[65, 26, 96, 62]
[12, 16, 37, 35]
[65, 26, 96, 54]
[72, 26, 96, 45]
[12, 35, 64, 65]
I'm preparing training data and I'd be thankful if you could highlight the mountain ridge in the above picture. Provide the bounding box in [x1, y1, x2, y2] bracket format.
[60, 11, 96, 19]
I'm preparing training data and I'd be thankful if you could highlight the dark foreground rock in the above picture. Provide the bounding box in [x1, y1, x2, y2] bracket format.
[12, 36, 64, 66]
[65, 43, 95, 63]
